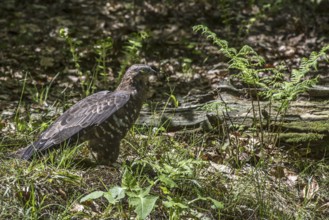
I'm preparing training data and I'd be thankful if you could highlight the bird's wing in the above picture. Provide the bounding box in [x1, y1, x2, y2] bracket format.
[30, 90, 130, 152]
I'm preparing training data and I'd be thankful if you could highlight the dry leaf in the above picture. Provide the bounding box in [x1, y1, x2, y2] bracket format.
[70, 203, 85, 212]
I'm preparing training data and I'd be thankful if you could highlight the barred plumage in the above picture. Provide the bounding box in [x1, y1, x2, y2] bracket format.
[15, 64, 156, 164]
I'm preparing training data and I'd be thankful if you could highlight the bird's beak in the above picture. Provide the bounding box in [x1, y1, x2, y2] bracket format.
[150, 67, 157, 75]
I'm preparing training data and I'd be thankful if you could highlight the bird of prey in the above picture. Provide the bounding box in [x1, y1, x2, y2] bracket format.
[14, 64, 156, 164]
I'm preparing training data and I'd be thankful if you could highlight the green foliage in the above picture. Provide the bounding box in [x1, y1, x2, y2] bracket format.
[118, 31, 149, 83]
[80, 168, 158, 220]
[135, 151, 223, 219]
[3, 2, 329, 219]
[14, 72, 29, 132]
[31, 72, 60, 106]
[157, 157, 224, 218]
[59, 28, 89, 95]
[194, 24, 329, 146]
[104, 186, 126, 204]
[94, 37, 113, 81]
[59, 28, 83, 76]
[217, 0, 236, 25]
[0, 158, 81, 219]
[78, 140, 223, 219]
[14, 72, 63, 135]
[80, 191, 104, 203]
[127, 186, 158, 220]
[59, 28, 113, 96]
[181, 58, 192, 75]
[267, 45, 329, 110]
[80, 185, 127, 205]
[168, 94, 179, 108]
[59, 28, 148, 92]
[46, 142, 84, 169]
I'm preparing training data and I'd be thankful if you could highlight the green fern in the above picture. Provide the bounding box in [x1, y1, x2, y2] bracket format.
[194, 24, 329, 146]
[194, 24, 328, 106]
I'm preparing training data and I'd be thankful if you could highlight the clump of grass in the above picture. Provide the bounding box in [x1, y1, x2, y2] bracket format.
[193, 24, 329, 219]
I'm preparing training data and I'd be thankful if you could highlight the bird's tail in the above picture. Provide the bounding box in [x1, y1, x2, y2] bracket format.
[10, 141, 45, 160]
[20, 144, 38, 160]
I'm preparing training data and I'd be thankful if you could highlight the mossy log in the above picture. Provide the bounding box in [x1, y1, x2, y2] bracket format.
[137, 92, 329, 154]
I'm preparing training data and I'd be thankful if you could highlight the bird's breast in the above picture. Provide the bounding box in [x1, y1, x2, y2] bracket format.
[84, 93, 144, 143]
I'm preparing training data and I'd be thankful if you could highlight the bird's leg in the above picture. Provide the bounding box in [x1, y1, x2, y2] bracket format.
[88, 138, 120, 165]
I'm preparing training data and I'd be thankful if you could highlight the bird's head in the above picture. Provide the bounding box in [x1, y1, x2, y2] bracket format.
[117, 64, 157, 92]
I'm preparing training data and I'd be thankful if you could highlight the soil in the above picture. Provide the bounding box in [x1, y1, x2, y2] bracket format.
[1, 0, 329, 136]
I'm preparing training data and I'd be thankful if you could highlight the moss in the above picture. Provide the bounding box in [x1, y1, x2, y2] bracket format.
[280, 121, 329, 133]
[279, 132, 325, 143]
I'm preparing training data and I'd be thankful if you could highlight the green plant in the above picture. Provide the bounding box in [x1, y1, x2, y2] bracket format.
[59, 28, 89, 93]
[14, 72, 29, 132]
[193, 24, 328, 147]
[59, 28, 83, 77]
[181, 58, 192, 75]
[31, 72, 60, 106]
[118, 31, 149, 83]
[59, 28, 114, 96]
[217, 0, 236, 26]
[80, 128, 223, 219]
[94, 37, 113, 82]
[80, 167, 158, 220]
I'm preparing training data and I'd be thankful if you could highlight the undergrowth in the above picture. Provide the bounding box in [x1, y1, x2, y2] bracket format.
[1, 25, 329, 219]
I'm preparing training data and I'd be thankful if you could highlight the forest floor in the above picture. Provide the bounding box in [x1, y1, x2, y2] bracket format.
[1, 0, 329, 219]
